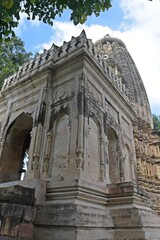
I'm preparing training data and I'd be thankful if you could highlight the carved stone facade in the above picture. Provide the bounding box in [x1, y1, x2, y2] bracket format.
[0, 31, 160, 239]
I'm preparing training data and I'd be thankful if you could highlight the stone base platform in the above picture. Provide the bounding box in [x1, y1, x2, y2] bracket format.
[33, 182, 160, 240]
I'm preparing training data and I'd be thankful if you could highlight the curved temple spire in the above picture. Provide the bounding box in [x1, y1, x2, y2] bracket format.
[95, 35, 152, 126]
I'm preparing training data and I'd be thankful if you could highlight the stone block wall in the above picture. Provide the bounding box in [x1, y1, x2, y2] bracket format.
[0, 185, 36, 240]
[34, 201, 115, 240]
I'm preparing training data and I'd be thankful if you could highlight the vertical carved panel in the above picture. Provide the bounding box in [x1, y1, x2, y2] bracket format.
[87, 118, 100, 181]
[124, 145, 132, 182]
[43, 131, 53, 177]
[76, 74, 86, 170]
[108, 128, 120, 183]
[51, 114, 70, 179]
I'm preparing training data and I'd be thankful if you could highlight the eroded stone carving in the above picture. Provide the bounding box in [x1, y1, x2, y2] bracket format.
[51, 114, 71, 179]
[43, 131, 53, 177]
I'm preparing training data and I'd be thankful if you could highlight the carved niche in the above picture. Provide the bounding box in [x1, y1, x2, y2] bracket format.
[51, 113, 71, 180]
[87, 117, 100, 182]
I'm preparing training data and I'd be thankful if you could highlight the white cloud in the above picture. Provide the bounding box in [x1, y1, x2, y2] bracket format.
[36, 0, 160, 114]
[30, 16, 42, 27]
[14, 12, 42, 36]
[36, 22, 114, 51]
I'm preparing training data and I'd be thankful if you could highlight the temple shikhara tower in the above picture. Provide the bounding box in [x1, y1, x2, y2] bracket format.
[0, 31, 160, 240]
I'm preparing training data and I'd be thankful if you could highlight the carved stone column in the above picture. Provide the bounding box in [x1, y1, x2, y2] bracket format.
[104, 136, 110, 183]
[76, 74, 86, 171]
[130, 156, 135, 182]
[99, 136, 105, 181]
[0, 141, 7, 167]
[117, 141, 125, 183]
[26, 128, 35, 178]
[31, 124, 42, 177]
[43, 131, 53, 178]
[76, 113, 84, 170]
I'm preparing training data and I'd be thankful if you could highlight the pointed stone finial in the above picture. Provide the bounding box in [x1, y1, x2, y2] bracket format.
[104, 34, 111, 38]
[79, 29, 87, 38]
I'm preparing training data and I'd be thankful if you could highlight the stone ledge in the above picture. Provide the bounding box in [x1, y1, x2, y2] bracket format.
[0, 185, 35, 206]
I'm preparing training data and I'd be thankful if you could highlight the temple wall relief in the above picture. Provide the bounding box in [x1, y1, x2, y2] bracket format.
[51, 114, 71, 179]
[87, 118, 100, 182]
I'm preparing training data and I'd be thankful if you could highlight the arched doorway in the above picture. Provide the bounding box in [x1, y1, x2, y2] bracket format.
[108, 128, 120, 183]
[0, 113, 33, 183]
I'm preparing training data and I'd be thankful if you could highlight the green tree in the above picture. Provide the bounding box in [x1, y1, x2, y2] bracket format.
[0, 36, 32, 89]
[0, 0, 112, 40]
[152, 114, 160, 132]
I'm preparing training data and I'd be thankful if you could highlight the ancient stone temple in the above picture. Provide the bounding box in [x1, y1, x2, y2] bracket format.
[0, 30, 160, 240]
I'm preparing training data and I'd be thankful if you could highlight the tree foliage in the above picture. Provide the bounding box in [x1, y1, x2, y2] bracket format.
[152, 114, 160, 132]
[0, 36, 32, 89]
[0, 0, 112, 40]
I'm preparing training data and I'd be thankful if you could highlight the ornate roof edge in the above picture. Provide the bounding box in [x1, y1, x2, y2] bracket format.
[1, 30, 129, 103]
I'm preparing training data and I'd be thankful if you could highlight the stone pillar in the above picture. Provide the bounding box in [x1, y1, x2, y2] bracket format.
[104, 136, 110, 183]
[0, 141, 7, 167]
[43, 131, 53, 178]
[76, 113, 84, 170]
[130, 157, 135, 181]
[76, 74, 86, 171]
[117, 142, 125, 182]
[120, 152, 125, 183]
[0, 141, 7, 182]
[31, 124, 42, 178]
[26, 128, 36, 179]
[99, 135, 105, 181]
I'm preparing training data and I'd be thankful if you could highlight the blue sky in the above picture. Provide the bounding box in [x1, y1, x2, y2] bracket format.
[15, 0, 160, 115]
[16, 1, 124, 53]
